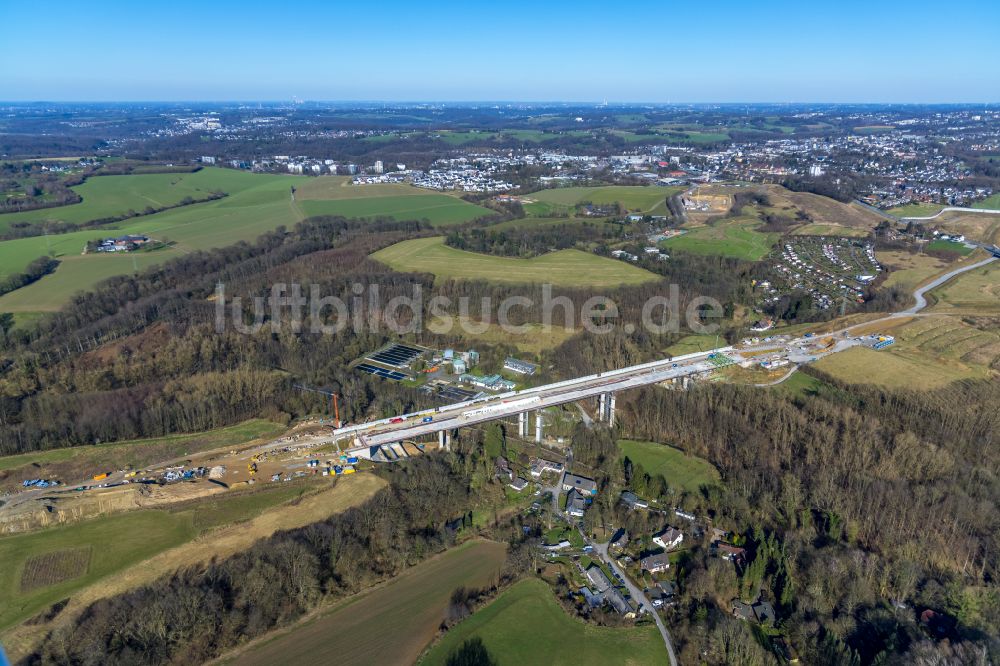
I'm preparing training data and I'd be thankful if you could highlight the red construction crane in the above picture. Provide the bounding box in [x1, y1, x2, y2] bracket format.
[294, 384, 340, 427]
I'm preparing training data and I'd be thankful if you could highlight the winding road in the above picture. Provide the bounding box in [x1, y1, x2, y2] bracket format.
[586, 535, 679, 666]
[898, 255, 997, 316]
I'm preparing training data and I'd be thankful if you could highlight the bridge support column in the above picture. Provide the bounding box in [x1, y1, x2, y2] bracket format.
[598, 393, 607, 421]
[535, 410, 543, 443]
[518, 412, 527, 438]
[445, 430, 453, 451]
[608, 393, 616, 428]
[438, 430, 445, 450]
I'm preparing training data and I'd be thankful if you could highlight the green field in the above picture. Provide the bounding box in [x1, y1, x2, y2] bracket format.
[0, 482, 320, 630]
[420, 578, 666, 666]
[0, 169, 488, 313]
[661, 130, 730, 144]
[887, 202, 946, 217]
[0, 420, 284, 484]
[664, 334, 723, 356]
[617, 440, 720, 494]
[812, 339, 991, 390]
[973, 193, 1000, 210]
[928, 260, 1000, 314]
[926, 239, 973, 255]
[0, 170, 306, 310]
[294, 176, 432, 200]
[0, 169, 260, 233]
[524, 185, 681, 217]
[663, 220, 777, 260]
[371, 236, 660, 286]
[300, 194, 492, 226]
[234, 540, 507, 666]
[791, 223, 871, 238]
[774, 370, 827, 398]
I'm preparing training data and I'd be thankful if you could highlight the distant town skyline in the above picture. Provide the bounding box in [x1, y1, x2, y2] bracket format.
[2, 0, 998, 103]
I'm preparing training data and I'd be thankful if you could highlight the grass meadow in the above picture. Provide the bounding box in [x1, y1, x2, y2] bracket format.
[0, 168, 261, 232]
[370, 236, 660, 286]
[617, 440, 720, 494]
[420, 578, 666, 666]
[233, 540, 507, 666]
[300, 194, 491, 226]
[663, 220, 778, 260]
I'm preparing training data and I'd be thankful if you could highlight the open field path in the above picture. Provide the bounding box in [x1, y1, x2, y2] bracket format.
[1, 474, 386, 662]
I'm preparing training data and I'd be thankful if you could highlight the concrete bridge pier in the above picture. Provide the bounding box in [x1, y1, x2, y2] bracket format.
[518, 411, 527, 438]
[609, 393, 617, 427]
[598, 393, 607, 421]
[438, 430, 445, 450]
[535, 410, 543, 443]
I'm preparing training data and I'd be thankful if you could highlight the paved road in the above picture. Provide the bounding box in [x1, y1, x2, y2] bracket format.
[897, 206, 1000, 220]
[899, 255, 997, 316]
[587, 536, 678, 666]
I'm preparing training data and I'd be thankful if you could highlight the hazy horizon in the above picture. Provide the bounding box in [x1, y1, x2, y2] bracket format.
[2, 0, 998, 103]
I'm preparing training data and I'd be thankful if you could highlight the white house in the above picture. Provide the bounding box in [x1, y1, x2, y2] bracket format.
[653, 526, 684, 551]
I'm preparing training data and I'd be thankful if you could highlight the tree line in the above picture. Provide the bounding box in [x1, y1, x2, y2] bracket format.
[0, 256, 59, 298]
[24, 453, 531, 665]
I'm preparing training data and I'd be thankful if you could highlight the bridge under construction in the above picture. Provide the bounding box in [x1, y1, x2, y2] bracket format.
[334, 347, 735, 454]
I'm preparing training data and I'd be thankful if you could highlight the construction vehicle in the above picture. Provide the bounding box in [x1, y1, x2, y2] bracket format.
[248, 462, 258, 477]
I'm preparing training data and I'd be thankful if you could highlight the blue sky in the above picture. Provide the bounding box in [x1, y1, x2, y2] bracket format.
[2, 0, 998, 102]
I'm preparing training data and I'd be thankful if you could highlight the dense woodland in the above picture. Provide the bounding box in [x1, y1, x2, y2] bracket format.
[444, 221, 620, 258]
[617, 375, 999, 664]
[0, 215, 754, 455]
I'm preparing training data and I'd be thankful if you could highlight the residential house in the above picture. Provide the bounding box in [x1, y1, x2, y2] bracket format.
[565, 488, 588, 517]
[674, 508, 695, 521]
[508, 476, 529, 492]
[610, 528, 630, 551]
[753, 600, 776, 625]
[529, 458, 564, 478]
[640, 553, 671, 574]
[604, 587, 636, 617]
[716, 542, 747, 565]
[494, 456, 512, 481]
[653, 526, 684, 551]
[732, 600, 755, 621]
[562, 472, 598, 496]
[585, 564, 612, 593]
[579, 586, 602, 607]
[620, 491, 649, 509]
[650, 581, 677, 607]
